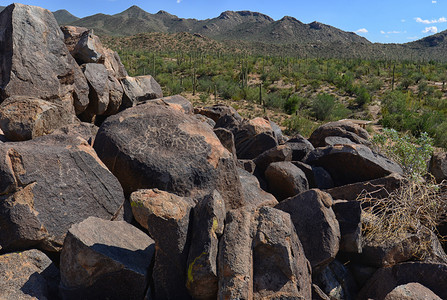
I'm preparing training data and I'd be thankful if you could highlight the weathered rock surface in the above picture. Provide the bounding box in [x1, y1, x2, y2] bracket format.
[308, 120, 371, 148]
[59, 217, 155, 300]
[238, 168, 278, 210]
[0, 134, 124, 252]
[265, 161, 309, 201]
[93, 102, 244, 210]
[383, 283, 442, 300]
[194, 104, 242, 122]
[275, 189, 340, 271]
[60, 25, 89, 53]
[253, 207, 312, 299]
[429, 150, 447, 183]
[253, 144, 292, 174]
[130, 189, 194, 300]
[82, 63, 110, 116]
[0, 249, 59, 300]
[72, 30, 105, 64]
[305, 144, 403, 187]
[218, 208, 254, 299]
[326, 173, 404, 201]
[357, 262, 447, 300]
[186, 190, 225, 300]
[120, 75, 163, 108]
[333, 200, 362, 254]
[214, 128, 237, 157]
[0, 4, 89, 113]
[51, 122, 98, 145]
[286, 134, 315, 161]
[151, 95, 194, 114]
[0, 96, 75, 141]
[314, 260, 358, 300]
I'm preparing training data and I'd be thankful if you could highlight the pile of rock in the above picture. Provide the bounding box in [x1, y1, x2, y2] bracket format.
[0, 4, 446, 300]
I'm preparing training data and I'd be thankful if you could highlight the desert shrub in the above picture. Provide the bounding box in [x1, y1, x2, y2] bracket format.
[284, 94, 308, 115]
[311, 93, 336, 121]
[355, 86, 371, 107]
[283, 114, 318, 137]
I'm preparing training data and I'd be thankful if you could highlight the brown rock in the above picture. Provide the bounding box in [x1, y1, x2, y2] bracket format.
[72, 30, 105, 64]
[275, 189, 340, 272]
[253, 207, 312, 299]
[253, 144, 293, 174]
[429, 150, 447, 183]
[218, 208, 254, 299]
[194, 104, 242, 122]
[314, 260, 358, 300]
[60, 25, 89, 53]
[238, 168, 278, 211]
[384, 283, 442, 300]
[82, 63, 110, 116]
[130, 189, 194, 300]
[0, 249, 59, 300]
[93, 102, 244, 210]
[286, 134, 315, 161]
[305, 144, 403, 187]
[214, 128, 237, 157]
[0, 4, 89, 113]
[0, 134, 125, 252]
[152, 95, 194, 114]
[265, 161, 309, 201]
[0, 96, 75, 141]
[120, 75, 163, 108]
[308, 120, 371, 148]
[332, 200, 362, 254]
[357, 262, 447, 300]
[51, 122, 99, 145]
[59, 217, 155, 300]
[186, 191, 226, 300]
[104, 74, 124, 115]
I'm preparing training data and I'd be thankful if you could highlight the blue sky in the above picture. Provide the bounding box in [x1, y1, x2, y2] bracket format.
[3, 0, 446, 44]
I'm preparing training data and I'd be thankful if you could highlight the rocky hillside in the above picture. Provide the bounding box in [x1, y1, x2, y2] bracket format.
[53, 9, 79, 24]
[1, 3, 447, 300]
[69, 5, 369, 45]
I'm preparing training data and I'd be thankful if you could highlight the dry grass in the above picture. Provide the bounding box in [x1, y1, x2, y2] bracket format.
[360, 178, 447, 258]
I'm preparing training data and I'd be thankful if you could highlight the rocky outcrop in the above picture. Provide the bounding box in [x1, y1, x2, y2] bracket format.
[314, 260, 358, 300]
[308, 120, 371, 148]
[120, 75, 163, 109]
[93, 101, 244, 210]
[0, 134, 125, 252]
[194, 104, 242, 122]
[59, 217, 155, 300]
[0, 96, 75, 141]
[429, 150, 447, 183]
[0, 249, 59, 300]
[384, 283, 442, 300]
[305, 144, 403, 186]
[238, 168, 278, 210]
[0, 4, 89, 114]
[265, 161, 309, 201]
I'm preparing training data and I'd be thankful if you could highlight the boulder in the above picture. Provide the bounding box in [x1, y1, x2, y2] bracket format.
[104, 74, 124, 115]
[0, 249, 59, 300]
[253, 144, 292, 174]
[194, 104, 242, 122]
[93, 102, 244, 210]
[0, 128, 7, 142]
[313, 284, 331, 300]
[102, 48, 128, 79]
[308, 120, 371, 148]
[269, 119, 288, 144]
[0, 96, 75, 141]
[218, 208, 254, 299]
[238, 159, 256, 174]
[81, 63, 110, 116]
[60, 25, 89, 53]
[238, 168, 278, 211]
[265, 161, 309, 201]
[314, 260, 358, 300]
[305, 144, 403, 187]
[151, 95, 194, 115]
[59, 217, 155, 300]
[357, 262, 447, 300]
[214, 128, 237, 157]
[0, 134, 125, 252]
[186, 191, 226, 300]
[312, 166, 335, 189]
[195, 114, 216, 128]
[333, 200, 362, 254]
[253, 207, 312, 299]
[429, 150, 447, 183]
[120, 75, 163, 109]
[275, 189, 340, 271]
[51, 122, 99, 145]
[326, 173, 404, 201]
[286, 134, 315, 161]
[324, 136, 357, 146]
[384, 283, 442, 300]
[71, 30, 105, 64]
[0, 4, 89, 113]
[130, 189, 194, 300]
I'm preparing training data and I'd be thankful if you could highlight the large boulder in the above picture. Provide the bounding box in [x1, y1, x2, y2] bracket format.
[275, 189, 340, 272]
[0, 4, 89, 113]
[429, 150, 447, 183]
[308, 120, 371, 148]
[59, 217, 155, 300]
[186, 191, 226, 300]
[0, 96, 75, 141]
[253, 144, 292, 174]
[357, 262, 447, 300]
[253, 207, 312, 299]
[81, 63, 110, 116]
[238, 168, 278, 211]
[194, 104, 242, 122]
[265, 161, 309, 201]
[333, 200, 362, 254]
[120, 75, 163, 109]
[130, 189, 194, 300]
[314, 260, 358, 300]
[384, 283, 442, 300]
[0, 249, 59, 300]
[72, 30, 105, 64]
[286, 134, 315, 161]
[93, 101, 244, 210]
[305, 144, 403, 187]
[0, 134, 125, 252]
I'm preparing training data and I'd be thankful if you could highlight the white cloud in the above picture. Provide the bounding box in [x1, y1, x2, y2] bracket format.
[423, 26, 438, 33]
[355, 28, 368, 34]
[415, 17, 447, 24]
[177, 0, 182, 3]
[401, 19, 406, 22]
[433, 1, 437, 3]
[380, 30, 403, 34]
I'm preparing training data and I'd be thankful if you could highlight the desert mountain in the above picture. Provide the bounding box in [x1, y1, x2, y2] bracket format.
[53, 9, 79, 24]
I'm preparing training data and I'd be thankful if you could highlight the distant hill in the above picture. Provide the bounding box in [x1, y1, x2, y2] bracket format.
[69, 6, 369, 46]
[53, 9, 79, 24]
[0, 6, 5, 13]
